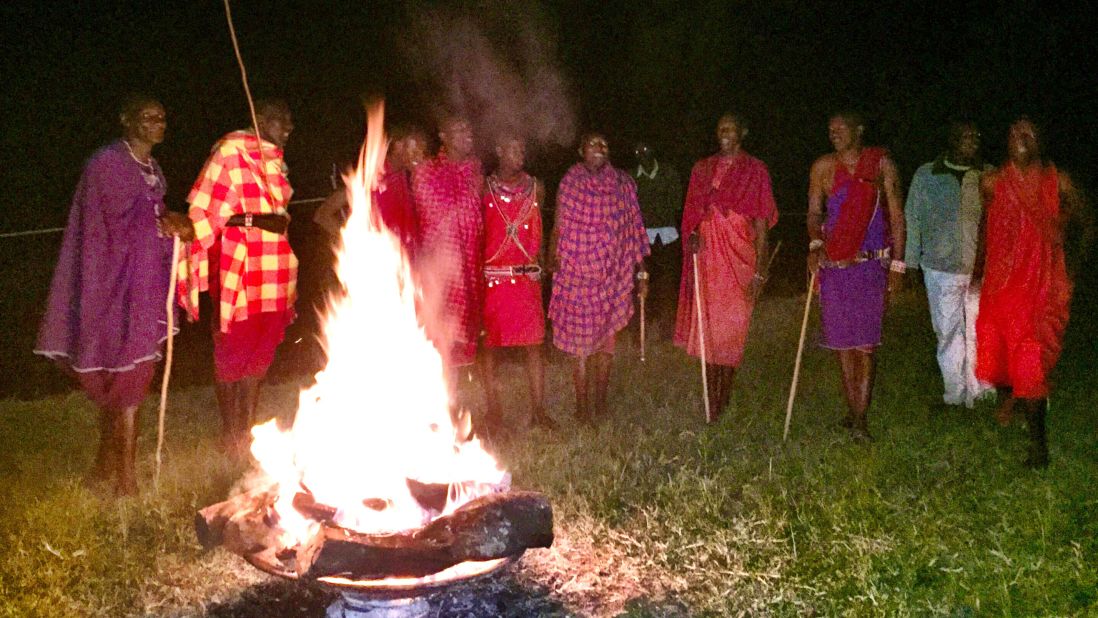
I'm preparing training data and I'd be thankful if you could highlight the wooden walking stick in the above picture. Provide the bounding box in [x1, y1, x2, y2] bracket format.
[639, 285, 647, 362]
[765, 240, 782, 278]
[784, 268, 817, 441]
[691, 252, 711, 422]
[155, 235, 181, 490]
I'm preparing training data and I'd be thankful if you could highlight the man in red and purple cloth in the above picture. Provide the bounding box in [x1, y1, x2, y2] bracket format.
[480, 135, 556, 433]
[549, 132, 649, 424]
[180, 99, 297, 456]
[807, 111, 905, 442]
[974, 117, 1089, 469]
[411, 115, 484, 395]
[674, 113, 778, 423]
[36, 95, 193, 495]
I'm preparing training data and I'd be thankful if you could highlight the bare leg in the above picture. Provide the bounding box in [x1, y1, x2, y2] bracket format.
[704, 362, 721, 422]
[717, 366, 736, 416]
[89, 408, 119, 484]
[215, 381, 238, 452]
[237, 376, 262, 454]
[572, 355, 591, 424]
[837, 350, 858, 428]
[445, 367, 462, 429]
[1021, 397, 1049, 469]
[115, 405, 140, 496]
[838, 349, 875, 441]
[480, 347, 503, 433]
[592, 352, 613, 418]
[995, 387, 1016, 427]
[525, 346, 555, 429]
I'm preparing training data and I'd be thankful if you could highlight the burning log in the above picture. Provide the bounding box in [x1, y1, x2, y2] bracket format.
[295, 490, 553, 580]
[194, 487, 276, 549]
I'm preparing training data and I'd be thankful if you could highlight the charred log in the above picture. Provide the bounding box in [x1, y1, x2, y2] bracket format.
[296, 490, 553, 580]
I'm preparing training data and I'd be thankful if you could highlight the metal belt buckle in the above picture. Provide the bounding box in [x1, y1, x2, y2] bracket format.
[244, 213, 253, 227]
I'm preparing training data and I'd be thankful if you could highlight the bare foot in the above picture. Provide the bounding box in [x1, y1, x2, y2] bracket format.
[995, 397, 1015, 427]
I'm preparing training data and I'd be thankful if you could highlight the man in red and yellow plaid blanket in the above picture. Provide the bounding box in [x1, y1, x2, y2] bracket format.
[179, 99, 297, 455]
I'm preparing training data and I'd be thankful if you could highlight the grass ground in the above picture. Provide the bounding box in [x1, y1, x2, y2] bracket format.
[2, 285, 1096, 617]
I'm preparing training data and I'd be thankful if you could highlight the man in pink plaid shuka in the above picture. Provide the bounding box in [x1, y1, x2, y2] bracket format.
[550, 133, 649, 423]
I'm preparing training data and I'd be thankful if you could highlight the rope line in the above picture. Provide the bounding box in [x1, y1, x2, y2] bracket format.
[0, 227, 65, 239]
[0, 198, 328, 239]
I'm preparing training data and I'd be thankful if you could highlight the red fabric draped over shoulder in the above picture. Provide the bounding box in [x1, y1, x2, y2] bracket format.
[825, 147, 886, 261]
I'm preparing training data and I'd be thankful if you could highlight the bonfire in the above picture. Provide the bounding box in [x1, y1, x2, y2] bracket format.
[194, 102, 553, 592]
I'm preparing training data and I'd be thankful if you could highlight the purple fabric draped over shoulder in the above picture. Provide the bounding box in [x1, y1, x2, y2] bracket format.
[819, 180, 889, 349]
[35, 140, 176, 374]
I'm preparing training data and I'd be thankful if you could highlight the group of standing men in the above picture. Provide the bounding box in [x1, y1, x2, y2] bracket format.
[808, 112, 1087, 468]
[36, 96, 298, 495]
[35, 93, 1087, 495]
[318, 120, 652, 430]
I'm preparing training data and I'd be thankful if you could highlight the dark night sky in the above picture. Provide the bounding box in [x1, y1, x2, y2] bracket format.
[0, 0, 1095, 399]
[1, 0, 1095, 233]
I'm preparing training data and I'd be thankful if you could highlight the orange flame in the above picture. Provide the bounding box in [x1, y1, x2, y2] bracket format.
[250, 101, 506, 549]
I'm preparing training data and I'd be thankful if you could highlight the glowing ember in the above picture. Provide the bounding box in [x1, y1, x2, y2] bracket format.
[318, 558, 508, 591]
[249, 101, 508, 549]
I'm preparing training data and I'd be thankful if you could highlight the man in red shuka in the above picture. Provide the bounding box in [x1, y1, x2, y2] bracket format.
[479, 136, 556, 433]
[974, 117, 1090, 469]
[674, 113, 778, 423]
[411, 116, 485, 400]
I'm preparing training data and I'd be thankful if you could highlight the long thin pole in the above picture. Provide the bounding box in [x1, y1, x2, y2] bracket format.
[638, 289, 646, 362]
[784, 268, 817, 441]
[765, 240, 782, 276]
[222, 0, 271, 193]
[155, 236, 181, 489]
[692, 252, 711, 422]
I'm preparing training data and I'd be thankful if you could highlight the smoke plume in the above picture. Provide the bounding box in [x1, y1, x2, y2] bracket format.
[401, 3, 576, 151]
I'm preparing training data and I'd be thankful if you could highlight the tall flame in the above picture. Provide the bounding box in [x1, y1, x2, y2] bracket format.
[250, 101, 506, 548]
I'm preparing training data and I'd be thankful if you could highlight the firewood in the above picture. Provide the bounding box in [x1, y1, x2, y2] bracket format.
[194, 487, 275, 549]
[296, 490, 553, 580]
[418, 490, 554, 560]
[222, 507, 281, 555]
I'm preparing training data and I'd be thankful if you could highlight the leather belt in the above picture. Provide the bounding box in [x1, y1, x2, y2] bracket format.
[819, 247, 891, 269]
[484, 264, 542, 278]
[226, 213, 289, 234]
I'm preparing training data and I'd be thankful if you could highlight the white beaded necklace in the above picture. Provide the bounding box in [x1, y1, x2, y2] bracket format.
[123, 139, 161, 189]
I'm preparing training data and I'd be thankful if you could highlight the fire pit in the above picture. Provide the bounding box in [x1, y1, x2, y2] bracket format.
[193, 102, 554, 616]
[196, 484, 551, 616]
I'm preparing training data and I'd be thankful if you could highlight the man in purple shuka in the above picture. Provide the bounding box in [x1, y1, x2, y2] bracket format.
[807, 111, 906, 442]
[35, 94, 193, 495]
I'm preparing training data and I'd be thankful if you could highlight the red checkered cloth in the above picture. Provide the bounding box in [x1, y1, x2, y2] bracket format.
[179, 131, 297, 333]
[411, 152, 484, 366]
[549, 163, 649, 356]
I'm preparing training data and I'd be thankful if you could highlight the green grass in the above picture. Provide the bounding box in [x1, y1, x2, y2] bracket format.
[2, 288, 1096, 616]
